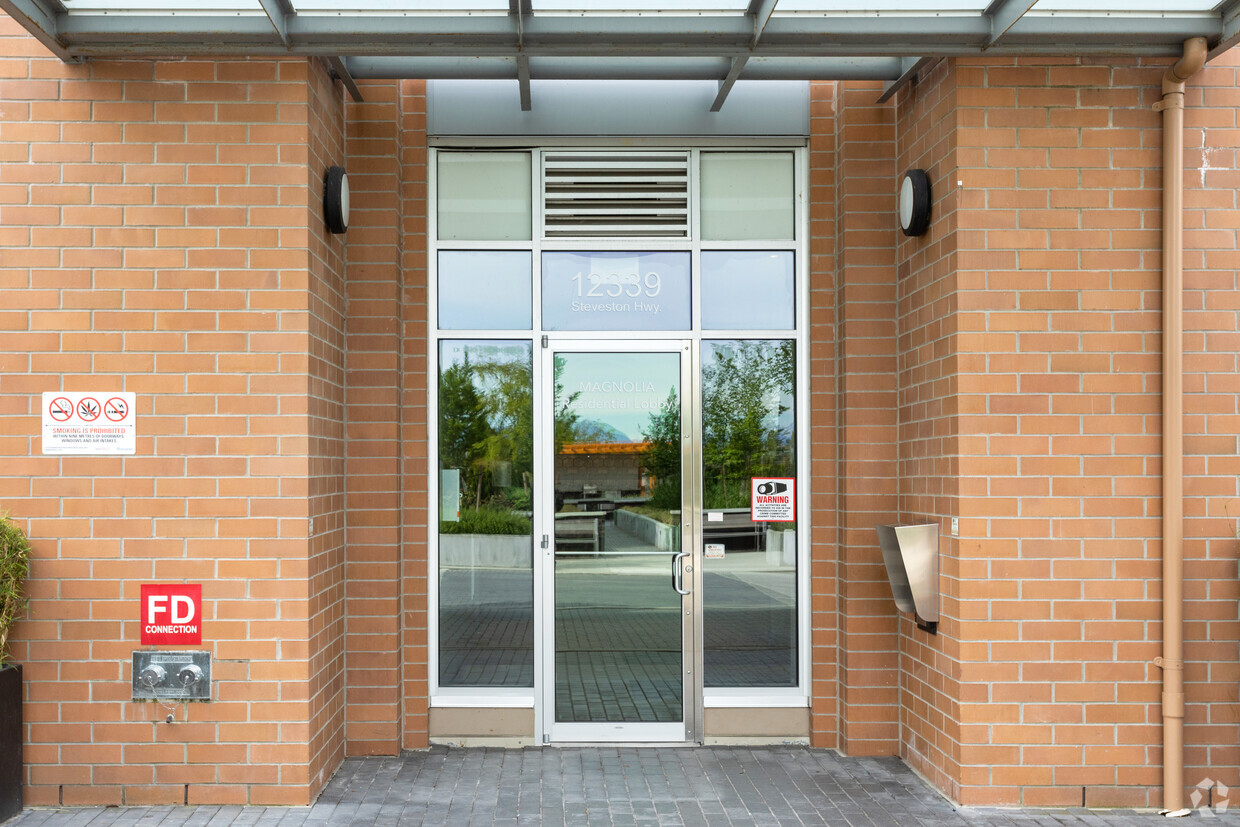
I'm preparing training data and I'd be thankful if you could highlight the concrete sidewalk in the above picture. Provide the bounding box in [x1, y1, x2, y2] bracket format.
[11, 746, 1238, 826]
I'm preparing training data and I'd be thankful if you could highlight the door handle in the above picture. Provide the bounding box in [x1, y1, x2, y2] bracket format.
[672, 551, 691, 595]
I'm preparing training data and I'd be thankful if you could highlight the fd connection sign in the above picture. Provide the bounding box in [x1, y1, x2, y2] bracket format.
[751, 478, 795, 522]
[42, 391, 136, 455]
[140, 584, 202, 645]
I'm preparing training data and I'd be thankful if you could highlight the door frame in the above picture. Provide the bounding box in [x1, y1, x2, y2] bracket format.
[537, 338, 704, 744]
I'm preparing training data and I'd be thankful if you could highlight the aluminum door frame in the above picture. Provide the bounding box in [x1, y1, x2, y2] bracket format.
[537, 338, 704, 745]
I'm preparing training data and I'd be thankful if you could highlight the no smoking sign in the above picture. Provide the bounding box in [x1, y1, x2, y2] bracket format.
[41, 391, 136, 455]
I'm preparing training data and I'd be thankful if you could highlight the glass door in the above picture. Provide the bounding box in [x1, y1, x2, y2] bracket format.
[540, 340, 699, 743]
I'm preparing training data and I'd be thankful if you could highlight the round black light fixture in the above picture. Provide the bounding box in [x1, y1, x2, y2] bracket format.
[324, 165, 350, 235]
[898, 168, 931, 237]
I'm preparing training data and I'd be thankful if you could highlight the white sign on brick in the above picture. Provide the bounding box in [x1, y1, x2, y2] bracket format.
[42, 392, 136, 455]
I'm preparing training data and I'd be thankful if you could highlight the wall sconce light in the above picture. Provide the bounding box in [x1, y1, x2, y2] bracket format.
[324, 165, 350, 235]
[898, 168, 931, 237]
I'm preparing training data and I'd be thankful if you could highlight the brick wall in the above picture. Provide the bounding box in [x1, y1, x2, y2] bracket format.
[830, 82, 903, 756]
[305, 58, 348, 797]
[0, 15, 350, 804]
[894, 57, 964, 801]
[343, 80, 407, 756]
[807, 80, 840, 747]
[891, 52, 1240, 807]
[396, 80, 430, 750]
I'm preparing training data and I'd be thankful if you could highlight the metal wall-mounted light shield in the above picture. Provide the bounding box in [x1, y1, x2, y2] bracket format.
[876, 523, 939, 632]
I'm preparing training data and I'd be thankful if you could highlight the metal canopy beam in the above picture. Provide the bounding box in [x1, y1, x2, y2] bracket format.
[51, 13, 1218, 59]
[983, 0, 1039, 51]
[750, 0, 779, 48]
[346, 56, 904, 82]
[711, 56, 749, 111]
[0, 0, 75, 62]
[1212, 0, 1240, 59]
[325, 56, 363, 103]
[257, 0, 294, 49]
[876, 56, 936, 104]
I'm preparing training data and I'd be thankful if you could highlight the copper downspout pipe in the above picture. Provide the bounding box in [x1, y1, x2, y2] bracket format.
[1158, 35, 1207, 818]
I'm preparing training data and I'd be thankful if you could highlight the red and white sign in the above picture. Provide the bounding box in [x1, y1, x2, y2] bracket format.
[42, 391, 136, 455]
[751, 477, 795, 522]
[140, 584, 202, 645]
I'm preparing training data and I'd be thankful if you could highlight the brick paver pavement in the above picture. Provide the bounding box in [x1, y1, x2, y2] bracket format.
[10, 746, 1239, 826]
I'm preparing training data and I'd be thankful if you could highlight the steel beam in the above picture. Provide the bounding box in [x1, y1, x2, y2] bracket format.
[47, 11, 1218, 61]
[749, 0, 779, 48]
[1211, 0, 1240, 60]
[347, 56, 902, 82]
[257, 0, 293, 49]
[876, 56, 936, 104]
[710, 56, 749, 112]
[325, 56, 363, 103]
[517, 53, 532, 111]
[982, 0, 1039, 51]
[0, 0, 75, 62]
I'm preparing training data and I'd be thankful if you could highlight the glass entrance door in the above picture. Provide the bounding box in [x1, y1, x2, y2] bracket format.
[540, 341, 698, 742]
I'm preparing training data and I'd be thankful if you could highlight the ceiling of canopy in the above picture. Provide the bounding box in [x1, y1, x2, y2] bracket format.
[2, 0, 1236, 106]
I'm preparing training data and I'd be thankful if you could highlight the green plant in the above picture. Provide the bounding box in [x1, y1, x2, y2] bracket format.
[0, 514, 31, 667]
[439, 506, 532, 536]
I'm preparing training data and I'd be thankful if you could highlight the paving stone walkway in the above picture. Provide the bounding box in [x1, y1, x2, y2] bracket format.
[11, 746, 1239, 826]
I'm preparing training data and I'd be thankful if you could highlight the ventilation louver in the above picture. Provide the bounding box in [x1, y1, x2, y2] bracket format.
[543, 151, 689, 238]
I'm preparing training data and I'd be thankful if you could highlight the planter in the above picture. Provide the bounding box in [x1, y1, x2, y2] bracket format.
[438, 534, 533, 568]
[614, 510, 681, 551]
[0, 664, 20, 823]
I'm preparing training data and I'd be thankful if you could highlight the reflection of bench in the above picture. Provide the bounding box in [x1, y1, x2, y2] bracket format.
[702, 507, 764, 548]
[555, 512, 605, 552]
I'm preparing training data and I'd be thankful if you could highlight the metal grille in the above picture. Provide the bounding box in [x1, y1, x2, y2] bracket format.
[543, 151, 690, 238]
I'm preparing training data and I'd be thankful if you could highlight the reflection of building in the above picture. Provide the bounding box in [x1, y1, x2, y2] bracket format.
[0, 4, 1236, 816]
[556, 442, 648, 499]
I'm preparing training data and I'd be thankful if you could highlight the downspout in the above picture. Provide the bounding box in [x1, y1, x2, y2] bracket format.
[1156, 35, 1207, 819]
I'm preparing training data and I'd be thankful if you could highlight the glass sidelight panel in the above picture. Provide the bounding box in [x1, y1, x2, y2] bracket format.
[552, 351, 684, 723]
[438, 340, 534, 687]
[701, 340, 797, 687]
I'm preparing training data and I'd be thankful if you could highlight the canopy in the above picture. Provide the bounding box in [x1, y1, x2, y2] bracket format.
[3, 1, 1236, 106]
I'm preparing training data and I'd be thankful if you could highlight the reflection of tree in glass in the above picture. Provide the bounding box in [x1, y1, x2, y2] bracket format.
[641, 388, 680, 509]
[439, 347, 533, 519]
[702, 340, 795, 509]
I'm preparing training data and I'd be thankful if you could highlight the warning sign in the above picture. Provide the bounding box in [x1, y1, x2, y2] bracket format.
[42, 391, 136, 455]
[751, 477, 795, 522]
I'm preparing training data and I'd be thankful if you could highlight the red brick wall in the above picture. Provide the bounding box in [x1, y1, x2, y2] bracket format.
[397, 80, 430, 749]
[807, 81, 840, 747]
[894, 57, 964, 801]
[830, 82, 903, 756]
[0, 15, 349, 805]
[343, 80, 407, 755]
[305, 59, 348, 796]
[892, 52, 1240, 807]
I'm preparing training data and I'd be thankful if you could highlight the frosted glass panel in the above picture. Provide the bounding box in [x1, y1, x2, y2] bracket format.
[437, 152, 532, 240]
[542, 251, 690, 331]
[438, 251, 532, 330]
[701, 251, 794, 330]
[700, 152, 794, 241]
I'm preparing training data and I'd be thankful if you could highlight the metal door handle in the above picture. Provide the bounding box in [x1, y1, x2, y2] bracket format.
[672, 551, 690, 595]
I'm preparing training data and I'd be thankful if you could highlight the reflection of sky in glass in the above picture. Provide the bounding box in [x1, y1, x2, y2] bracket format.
[701, 251, 794, 330]
[438, 251, 532, 330]
[557, 352, 679, 443]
